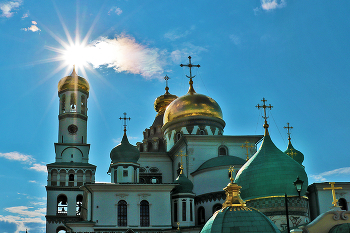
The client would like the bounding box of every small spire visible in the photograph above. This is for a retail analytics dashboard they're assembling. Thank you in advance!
[119,112,131,136]
[256,98,273,136]
[180,56,200,95]
[71,65,77,77]
[284,123,293,143]
[164,75,170,94]
[176,150,187,175]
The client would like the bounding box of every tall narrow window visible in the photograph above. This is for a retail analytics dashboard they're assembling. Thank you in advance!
[76,195,83,216]
[182,200,186,221]
[57,195,68,215]
[60,94,66,113]
[140,200,150,227]
[174,201,178,222]
[118,200,127,226]
[218,146,228,156]
[190,200,193,221]
[198,206,205,225]
[70,93,76,112]
[81,95,86,114]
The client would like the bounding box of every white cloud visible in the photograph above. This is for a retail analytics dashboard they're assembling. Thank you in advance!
[21,12,28,18]
[85,34,166,79]
[0,151,46,172]
[170,42,207,64]
[164,26,196,41]
[310,167,350,182]
[260,0,286,11]
[0,204,45,233]
[0,0,22,18]
[21,20,41,32]
[108,6,122,15]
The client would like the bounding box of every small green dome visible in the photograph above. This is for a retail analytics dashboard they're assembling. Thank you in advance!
[194,156,246,173]
[284,141,304,165]
[329,223,350,233]
[172,173,194,194]
[110,134,140,163]
[234,135,308,200]
[200,207,280,233]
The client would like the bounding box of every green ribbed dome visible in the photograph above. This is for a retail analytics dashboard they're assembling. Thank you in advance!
[234,135,308,200]
[284,141,304,165]
[200,207,280,233]
[329,223,350,233]
[172,173,194,194]
[110,134,140,163]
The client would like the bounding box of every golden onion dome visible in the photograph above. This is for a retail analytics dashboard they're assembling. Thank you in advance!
[163,80,223,125]
[154,86,178,116]
[57,67,90,93]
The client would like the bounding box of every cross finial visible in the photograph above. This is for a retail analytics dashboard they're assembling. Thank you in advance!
[324,182,343,207]
[256,98,273,136]
[241,141,254,161]
[180,56,200,94]
[176,150,188,174]
[286,148,297,159]
[164,75,170,94]
[284,123,293,143]
[119,112,131,136]
[177,222,180,230]
[228,166,235,183]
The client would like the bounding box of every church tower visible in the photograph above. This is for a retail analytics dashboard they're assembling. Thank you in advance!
[46,67,96,233]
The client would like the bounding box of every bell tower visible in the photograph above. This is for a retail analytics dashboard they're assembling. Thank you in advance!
[46,67,96,233]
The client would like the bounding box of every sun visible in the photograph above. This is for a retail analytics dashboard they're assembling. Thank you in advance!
[62,42,90,70]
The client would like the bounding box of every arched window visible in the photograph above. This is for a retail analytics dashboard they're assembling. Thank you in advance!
[57,194,68,215]
[198,206,205,225]
[60,94,66,113]
[212,203,222,213]
[70,93,76,112]
[218,146,228,156]
[199,129,206,135]
[182,200,187,221]
[176,132,182,142]
[339,198,348,211]
[140,200,150,227]
[76,195,83,216]
[174,201,178,222]
[118,200,127,226]
[56,226,67,233]
[69,174,74,181]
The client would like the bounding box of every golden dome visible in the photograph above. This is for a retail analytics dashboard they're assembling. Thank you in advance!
[154,87,178,116]
[57,68,90,93]
[163,92,223,125]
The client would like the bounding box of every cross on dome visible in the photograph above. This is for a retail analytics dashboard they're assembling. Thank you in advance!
[284,122,293,142]
[164,75,170,94]
[119,112,131,136]
[286,148,297,159]
[256,98,273,136]
[180,56,200,94]
[228,166,235,183]
[176,150,187,174]
[241,141,254,161]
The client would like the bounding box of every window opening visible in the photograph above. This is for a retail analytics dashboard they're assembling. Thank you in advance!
[57,195,68,215]
[212,204,222,213]
[218,146,228,156]
[70,93,76,112]
[140,200,150,227]
[182,201,186,221]
[81,95,86,114]
[198,206,205,225]
[190,201,193,221]
[69,174,74,181]
[76,195,83,216]
[118,200,127,226]
[60,94,66,113]
[339,198,348,211]
[174,201,178,222]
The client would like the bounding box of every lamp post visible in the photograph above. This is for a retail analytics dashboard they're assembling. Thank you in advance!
[285,177,304,233]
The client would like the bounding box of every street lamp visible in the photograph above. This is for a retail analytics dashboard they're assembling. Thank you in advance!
[285,177,304,232]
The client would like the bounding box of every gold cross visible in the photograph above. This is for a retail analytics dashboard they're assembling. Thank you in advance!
[256,98,273,135]
[241,141,254,161]
[323,182,343,207]
[228,166,235,182]
[177,222,180,230]
[287,148,297,159]
[176,150,187,174]
[284,122,293,142]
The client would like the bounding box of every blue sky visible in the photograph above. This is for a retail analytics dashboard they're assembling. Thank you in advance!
[1,0,350,232]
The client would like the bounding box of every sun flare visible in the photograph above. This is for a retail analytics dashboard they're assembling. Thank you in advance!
[62,43,89,70]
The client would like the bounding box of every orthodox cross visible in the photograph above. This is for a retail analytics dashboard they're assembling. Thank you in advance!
[164,75,170,94]
[228,166,235,182]
[323,182,343,207]
[119,112,131,135]
[176,150,187,174]
[180,56,200,79]
[241,141,254,161]
[256,98,273,135]
[284,122,293,142]
[286,148,297,159]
